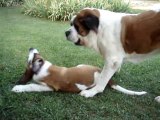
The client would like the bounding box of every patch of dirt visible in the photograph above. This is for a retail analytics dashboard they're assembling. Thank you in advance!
[126,0,160,10]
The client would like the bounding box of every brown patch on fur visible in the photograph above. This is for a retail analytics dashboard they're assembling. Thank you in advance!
[121,10,160,54]
[108,80,116,88]
[74,9,100,36]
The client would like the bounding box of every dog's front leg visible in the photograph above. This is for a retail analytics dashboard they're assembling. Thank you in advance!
[80,56,123,98]
[12,83,53,92]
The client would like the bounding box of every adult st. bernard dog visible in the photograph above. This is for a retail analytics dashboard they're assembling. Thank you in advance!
[12,48,146,95]
[65,8,160,102]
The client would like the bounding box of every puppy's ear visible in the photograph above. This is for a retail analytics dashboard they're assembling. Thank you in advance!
[32,59,44,74]
[16,67,34,85]
[81,15,99,33]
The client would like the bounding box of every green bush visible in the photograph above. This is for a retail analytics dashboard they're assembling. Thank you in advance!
[48,0,112,21]
[0,0,23,7]
[22,0,130,21]
[107,0,130,12]
[22,0,50,18]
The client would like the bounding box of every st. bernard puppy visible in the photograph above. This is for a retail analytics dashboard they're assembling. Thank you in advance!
[65,8,160,102]
[12,48,146,96]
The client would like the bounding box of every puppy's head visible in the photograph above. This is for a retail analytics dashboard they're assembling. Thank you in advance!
[65,8,100,46]
[28,48,44,74]
[16,48,44,84]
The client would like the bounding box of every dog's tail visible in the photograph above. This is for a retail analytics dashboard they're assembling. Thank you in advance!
[111,85,147,95]
[76,80,147,95]
[93,72,147,95]
[108,80,147,95]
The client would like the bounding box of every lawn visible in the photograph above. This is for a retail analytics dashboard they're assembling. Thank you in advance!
[0,7,160,120]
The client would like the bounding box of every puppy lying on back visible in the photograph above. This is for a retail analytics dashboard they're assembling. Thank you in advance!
[12,48,146,96]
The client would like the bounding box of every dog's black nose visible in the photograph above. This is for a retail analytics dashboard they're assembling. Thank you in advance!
[29,48,34,51]
[65,31,70,37]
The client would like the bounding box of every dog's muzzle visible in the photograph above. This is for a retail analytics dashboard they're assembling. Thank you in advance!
[65,30,82,46]
[65,30,70,38]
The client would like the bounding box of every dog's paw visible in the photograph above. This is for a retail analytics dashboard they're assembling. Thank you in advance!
[11,85,25,92]
[155,96,160,103]
[80,87,101,98]
[80,85,104,98]
[80,90,96,98]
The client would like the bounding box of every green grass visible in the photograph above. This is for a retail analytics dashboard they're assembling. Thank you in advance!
[0,7,160,120]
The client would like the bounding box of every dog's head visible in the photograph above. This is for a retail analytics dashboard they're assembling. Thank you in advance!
[28,48,44,74]
[65,8,100,48]
[16,48,44,84]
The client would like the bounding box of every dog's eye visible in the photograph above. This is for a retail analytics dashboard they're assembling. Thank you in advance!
[38,59,43,63]
[74,24,79,32]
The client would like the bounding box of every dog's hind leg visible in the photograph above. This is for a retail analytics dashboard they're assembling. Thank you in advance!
[80,56,123,98]
[12,83,53,92]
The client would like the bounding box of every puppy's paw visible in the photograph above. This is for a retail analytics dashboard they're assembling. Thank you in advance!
[80,85,104,98]
[80,89,98,98]
[155,96,160,103]
[11,85,25,92]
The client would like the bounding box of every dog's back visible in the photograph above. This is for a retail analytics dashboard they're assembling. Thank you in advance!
[121,11,160,54]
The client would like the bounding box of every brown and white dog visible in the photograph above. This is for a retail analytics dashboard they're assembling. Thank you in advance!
[12,48,146,95]
[65,7,160,102]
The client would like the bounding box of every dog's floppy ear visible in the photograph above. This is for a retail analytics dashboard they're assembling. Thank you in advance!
[32,58,44,74]
[16,67,34,85]
[81,15,99,33]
